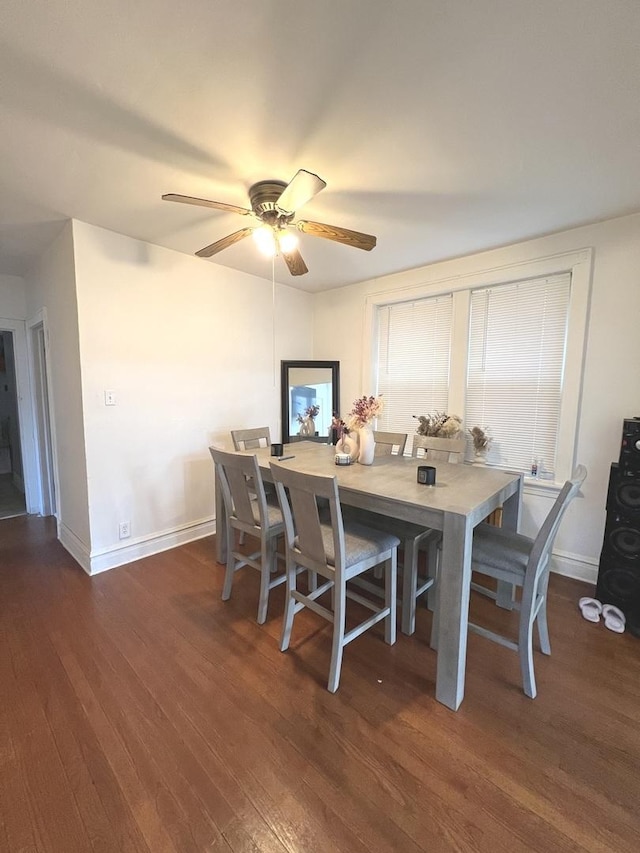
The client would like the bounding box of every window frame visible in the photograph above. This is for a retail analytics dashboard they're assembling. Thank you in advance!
[363,248,592,487]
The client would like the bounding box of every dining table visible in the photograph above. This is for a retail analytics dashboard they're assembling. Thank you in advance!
[214,440,522,711]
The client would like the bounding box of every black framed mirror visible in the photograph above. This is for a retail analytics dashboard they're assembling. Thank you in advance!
[281,360,340,444]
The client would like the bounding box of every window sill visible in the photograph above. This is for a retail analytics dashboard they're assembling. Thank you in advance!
[522,476,562,496]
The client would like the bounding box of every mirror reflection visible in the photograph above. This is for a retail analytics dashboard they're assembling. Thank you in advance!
[280,360,340,444]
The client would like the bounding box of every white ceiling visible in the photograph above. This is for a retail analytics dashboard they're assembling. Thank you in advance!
[1,1,639,293]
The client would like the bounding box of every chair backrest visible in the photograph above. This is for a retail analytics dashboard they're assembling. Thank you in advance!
[270,462,346,578]
[210,446,272,534]
[526,464,587,587]
[373,431,408,457]
[411,435,466,463]
[231,426,271,451]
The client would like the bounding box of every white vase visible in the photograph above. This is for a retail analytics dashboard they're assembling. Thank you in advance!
[357,425,375,465]
[336,431,359,462]
[473,450,488,465]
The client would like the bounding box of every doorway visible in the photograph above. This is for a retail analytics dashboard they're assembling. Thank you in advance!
[0,330,26,519]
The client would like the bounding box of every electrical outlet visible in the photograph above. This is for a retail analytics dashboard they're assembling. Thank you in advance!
[118,521,130,539]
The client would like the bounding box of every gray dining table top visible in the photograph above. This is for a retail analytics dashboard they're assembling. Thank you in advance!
[254,440,520,529]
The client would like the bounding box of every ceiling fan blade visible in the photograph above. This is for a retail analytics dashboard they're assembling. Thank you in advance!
[195,228,254,258]
[162,193,252,216]
[276,170,326,215]
[282,248,309,276]
[296,220,377,251]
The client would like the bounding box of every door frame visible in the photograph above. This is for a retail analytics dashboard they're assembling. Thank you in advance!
[27,311,57,517]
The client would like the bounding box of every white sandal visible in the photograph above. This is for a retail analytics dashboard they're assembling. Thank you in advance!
[578,596,602,623]
[602,604,625,633]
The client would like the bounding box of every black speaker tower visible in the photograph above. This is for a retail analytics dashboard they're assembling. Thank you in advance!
[596,418,640,621]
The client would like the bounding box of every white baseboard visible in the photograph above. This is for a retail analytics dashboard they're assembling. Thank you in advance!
[58,517,595,587]
[87,517,216,575]
[58,521,91,575]
[551,549,598,586]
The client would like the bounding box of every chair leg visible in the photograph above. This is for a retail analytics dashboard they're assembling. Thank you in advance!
[401,539,418,636]
[536,576,552,655]
[519,608,537,699]
[222,525,235,601]
[280,560,297,652]
[496,580,515,610]
[385,554,397,646]
[425,536,439,612]
[257,536,276,624]
[328,582,347,693]
[536,596,551,655]
[429,582,440,651]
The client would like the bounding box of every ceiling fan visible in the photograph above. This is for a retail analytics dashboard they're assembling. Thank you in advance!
[162,169,376,276]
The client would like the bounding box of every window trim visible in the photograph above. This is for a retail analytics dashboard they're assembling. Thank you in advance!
[363,248,592,486]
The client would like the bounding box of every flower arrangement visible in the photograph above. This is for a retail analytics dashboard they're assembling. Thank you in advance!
[347,395,384,429]
[469,426,491,453]
[413,411,463,438]
[331,412,348,439]
[296,403,320,425]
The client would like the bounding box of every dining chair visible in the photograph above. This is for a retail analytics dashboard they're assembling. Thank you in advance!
[270,462,399,693]
[411,434,467,462]
[351,431,439,635]
[461,464,587,698]
[231,426,276,544]
[231,426,271,451]
[210,446,285,624]
[373,431,408,456]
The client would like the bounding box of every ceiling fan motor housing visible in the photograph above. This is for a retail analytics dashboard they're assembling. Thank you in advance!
[249,180,290,221]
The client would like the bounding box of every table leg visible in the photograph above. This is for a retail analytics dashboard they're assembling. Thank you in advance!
[501,481,522,532]
[436,511,473,711]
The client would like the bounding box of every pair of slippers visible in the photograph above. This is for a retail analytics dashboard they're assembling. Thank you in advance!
[579,597,625,633]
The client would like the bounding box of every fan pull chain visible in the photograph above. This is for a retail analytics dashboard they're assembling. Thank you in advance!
[272,254,276,387]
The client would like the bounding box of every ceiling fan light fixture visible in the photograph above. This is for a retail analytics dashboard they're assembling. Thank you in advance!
[253,224,277,256]
[277,229,298,254]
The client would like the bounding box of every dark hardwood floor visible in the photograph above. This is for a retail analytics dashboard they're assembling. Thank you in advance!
[1,515,639,852]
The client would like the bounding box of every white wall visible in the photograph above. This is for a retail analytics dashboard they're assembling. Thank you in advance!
[0,274,26,319]
[313,211,640,583]
[71,221,313,572]
[23,222,91,551]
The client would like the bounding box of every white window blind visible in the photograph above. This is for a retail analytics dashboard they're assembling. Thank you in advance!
[466,273,571,476]
[375,295,453,440]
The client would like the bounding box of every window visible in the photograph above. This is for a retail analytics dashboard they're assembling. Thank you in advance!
[466,274,570,476]
[376,295,453,438]
[365,249,591,483]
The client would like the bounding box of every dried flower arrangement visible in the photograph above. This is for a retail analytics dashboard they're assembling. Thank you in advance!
[331,412,348,438]
[469,426,491,453]
[413,411,463,438]
[296,403,320,424]
[347,395,384,429]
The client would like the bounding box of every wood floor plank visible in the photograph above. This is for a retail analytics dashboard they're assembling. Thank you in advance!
[3,615,94,852]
